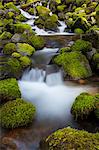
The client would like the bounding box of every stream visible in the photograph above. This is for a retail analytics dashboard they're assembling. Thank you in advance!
[1,2,99,150]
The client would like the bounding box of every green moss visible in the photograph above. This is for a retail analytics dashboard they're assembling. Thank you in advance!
[0,98,36,128]
[57,5,66,12]
[28,35,45,49]
[15,14,27,22]
[0,2,4,9]
[93,53,99,63]
[4,2,20,13]
[14,23,33,34]
[41,127,99,150]
[36,6,50,15]
[6,12,14,19]
[59,47,71,53]
[71,39,92,52]
[3,43,16,55]
[71,93,96,120]
[0,78,21,103]
[19,56,32,68]
[54,51,92,79]
[94,93,99,119]
[17,43,35,56]
[45,19,58,31]
[50,14,58,22]
[0,31,12,40]
[74,28,84,34]
[71,17,91,32]
[12,52,21,58]
[7,58,22,78]
[27,8,35,15]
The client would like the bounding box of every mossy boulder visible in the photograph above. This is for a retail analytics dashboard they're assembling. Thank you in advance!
[17,43,35,56]
[74,28,84,34]
[28,35,45,49]
[12,52,21,58]
[4,2,20,13]
[94,93,99,119]
[93,53,99,63]
[19,56,32,68]
[82,28,99,49]
[71,93,96,120]
[41,127,99,150]
[3,43,16,55]
[0,98,36,128]
[71,39,92,52]
[36,6,50,15]
[54,51,92,79]
[71,17,90,32]
[14,23,33,34]
[92,53,99,71]
[0,78,21,103]
[0,31,12,40]
[6,11,14,19]
[6,58,22,78]
[15,14,27,22]
[59,47,71,53]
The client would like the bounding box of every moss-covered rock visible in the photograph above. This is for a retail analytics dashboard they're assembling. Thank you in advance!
[19,56,32,68]
[0,78,21,103]
[28,35,45,49]
[4,2,20,13]
[6,58,22,78]
[94,93,99,119]
[0,98,36,128]
[54,51,92,79]
[93,53,99,63]
[59,47,71,53]
[17,43,35,56]
[6,11,14,19]
[14,23,33,34]
[12,52,21,58]
[3,43,16,55]
[0,31,12,40]
[71,39,92,52]
[82,28,99,49]
[74,28,84,34]
[15,14,27,22]
[41,127,99,150]
[71,93,96,120]
[36,6,50,15]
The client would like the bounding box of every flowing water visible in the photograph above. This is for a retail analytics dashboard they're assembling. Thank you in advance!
[19,67,95,122]
[19,8,75,36]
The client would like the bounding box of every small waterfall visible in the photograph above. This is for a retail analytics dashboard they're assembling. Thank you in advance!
[21,68,46,82]
[19,68,91,122]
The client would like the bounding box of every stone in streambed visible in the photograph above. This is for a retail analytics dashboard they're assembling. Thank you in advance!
[71,92,96,120]
[40,127,99,150]
[54,51,92,79]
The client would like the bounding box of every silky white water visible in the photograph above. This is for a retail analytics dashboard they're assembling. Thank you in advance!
[18,68,92,122]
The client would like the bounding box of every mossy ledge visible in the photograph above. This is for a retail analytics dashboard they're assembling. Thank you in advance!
[40,127,99,150]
